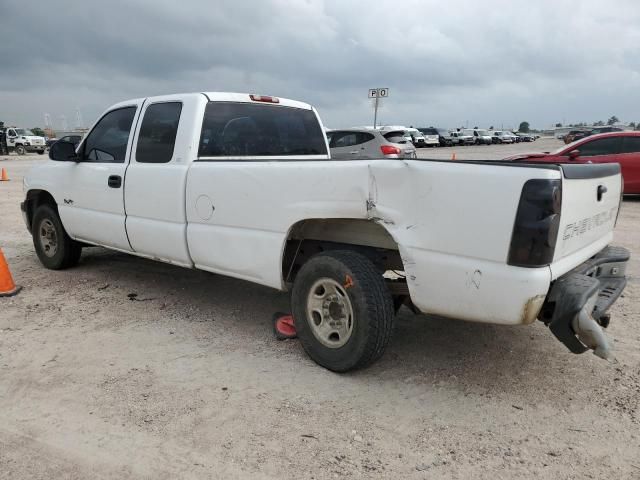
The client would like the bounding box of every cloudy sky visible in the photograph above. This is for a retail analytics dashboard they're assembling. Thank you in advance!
[1,0,639,131]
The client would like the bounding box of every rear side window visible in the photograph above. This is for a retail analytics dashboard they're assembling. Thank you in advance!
[136,102,182,163]
[577,137,622,157]
[620,136,640,154]
[329,131,374,148]
[330,132,358,148]
[198,102,327,157]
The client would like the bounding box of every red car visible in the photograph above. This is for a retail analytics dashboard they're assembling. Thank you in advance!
[505,132,640,194]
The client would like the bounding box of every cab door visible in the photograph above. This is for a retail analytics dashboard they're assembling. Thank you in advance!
[6,128,17,148]
[124,94,202,266]
[57,101,143,250]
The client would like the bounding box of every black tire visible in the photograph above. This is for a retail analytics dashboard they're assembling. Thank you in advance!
[32,204,82,270]
[37,150,44,155]
[15,145,26,155]
[291,250,394,372]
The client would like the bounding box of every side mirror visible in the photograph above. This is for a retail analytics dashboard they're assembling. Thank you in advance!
[568,149,580,160]
[49,141,79,162]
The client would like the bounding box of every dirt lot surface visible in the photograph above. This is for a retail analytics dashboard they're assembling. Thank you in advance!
[1,144,639,479]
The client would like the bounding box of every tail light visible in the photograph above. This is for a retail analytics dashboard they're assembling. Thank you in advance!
[508,179,562,267]
[380,145,401,155]
[249,94,279,103]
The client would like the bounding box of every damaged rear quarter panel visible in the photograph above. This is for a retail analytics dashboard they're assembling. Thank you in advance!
[367,160,556,325]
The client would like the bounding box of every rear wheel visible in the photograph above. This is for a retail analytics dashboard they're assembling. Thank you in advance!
[37,150,44,155]
[32,204,82,270]
[291,250,394,372]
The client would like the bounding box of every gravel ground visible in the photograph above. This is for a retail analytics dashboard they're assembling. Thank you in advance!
[1,145,639,479]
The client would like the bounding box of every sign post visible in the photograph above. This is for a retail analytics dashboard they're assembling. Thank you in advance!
[368,88,389,128]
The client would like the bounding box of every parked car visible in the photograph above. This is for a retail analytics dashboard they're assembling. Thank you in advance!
[491,131,514,144]
[406,128,427,148]
[436,128,453,146]
[415,127,441,147]
[327,128,416,159]
[451,130,474,146]
[503,131,519,143]
[505,131,640,194]
[22,91,629,371]
[472,129,492,145]
[564,129,590,144]
[516,132,534,142]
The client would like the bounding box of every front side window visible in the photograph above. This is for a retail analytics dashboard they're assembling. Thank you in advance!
[7,129,16,137]
[198,102,327,157]
[577,137,622,157]
[620,136,640,154]
[82,107,136,163]
[136,102,182,163]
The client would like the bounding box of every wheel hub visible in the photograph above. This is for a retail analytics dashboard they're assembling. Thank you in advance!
[307,278,354,349]
[39,219,58,258]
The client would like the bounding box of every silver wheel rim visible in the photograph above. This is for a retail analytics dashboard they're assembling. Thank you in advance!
[39,219,58,257]
[306,278,354,349]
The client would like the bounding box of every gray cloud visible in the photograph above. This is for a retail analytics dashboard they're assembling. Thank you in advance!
[1,0,639,130]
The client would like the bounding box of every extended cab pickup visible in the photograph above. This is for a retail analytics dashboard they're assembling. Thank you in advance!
[22,92,629,371]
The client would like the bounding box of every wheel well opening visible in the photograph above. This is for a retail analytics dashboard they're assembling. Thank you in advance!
[282,219,405,285]
[25,190,57,231]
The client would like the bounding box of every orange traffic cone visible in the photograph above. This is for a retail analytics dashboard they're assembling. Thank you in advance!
[0,248,21,297]
[451,152,457,161]
[0,168,8,181]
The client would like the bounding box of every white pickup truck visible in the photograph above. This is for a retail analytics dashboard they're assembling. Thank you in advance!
[21,92,629,372]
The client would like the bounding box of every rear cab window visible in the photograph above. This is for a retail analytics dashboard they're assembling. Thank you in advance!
[198,102,327,158]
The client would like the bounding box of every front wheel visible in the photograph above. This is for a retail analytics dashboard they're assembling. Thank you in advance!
[32,204,82,269]
[15,145,26,155]
[37,150,44,155]
[291,250,394,372]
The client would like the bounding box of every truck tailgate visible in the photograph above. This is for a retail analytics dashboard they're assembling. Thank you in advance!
[551,163,622,279]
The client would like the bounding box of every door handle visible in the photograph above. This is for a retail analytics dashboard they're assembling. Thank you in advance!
[108,175,122,188]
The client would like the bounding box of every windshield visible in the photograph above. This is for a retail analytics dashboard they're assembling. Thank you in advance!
[16,129,35,136]
[462,129,474,136]
[420,128,439,135]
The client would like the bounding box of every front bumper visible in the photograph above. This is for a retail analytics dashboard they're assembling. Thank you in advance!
[540,245,629,360]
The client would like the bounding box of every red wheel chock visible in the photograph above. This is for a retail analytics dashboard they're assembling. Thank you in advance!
[273,312,297,340]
